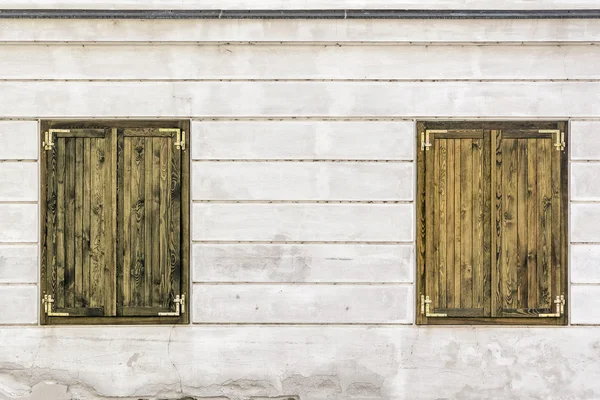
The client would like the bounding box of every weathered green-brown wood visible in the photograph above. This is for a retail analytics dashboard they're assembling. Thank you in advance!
[416,122,427,325]
[417,122,566,325]
[41,121,190,325]
[118,128,183,317]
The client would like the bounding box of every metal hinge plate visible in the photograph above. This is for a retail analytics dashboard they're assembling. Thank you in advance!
[158,294,186,316]
[160,128,185,151]
[420,294,448,317]
[539,295,566,317]
[42,294,70,317]
[539,129,565,151]
[43,129,70,151]
[421,130,447,151]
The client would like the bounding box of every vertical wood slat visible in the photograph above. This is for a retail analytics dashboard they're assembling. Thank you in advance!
[56,138,66,309]
[454,140,461,309]
[107,129,117,316]
[516,139,528,308]
[131,137,145,307]
[159,137,170,308]
[482,131,492,316]
[438,139,447,309]
[151,138,161,307]
[460,139,473,309]
[64,138,75,308]
[538,139,552,309]
[90,137,108,311]
[433,139,440,309]
[45,142,58,313]
[551,138,562,306]
[501,138,518,310]
[492,130,502,317]
[446,141,456,309]
[425,134,435,315]
[416,123,426,324]
[526,140,538,308]
[170,136,182,310]
[74,138,84,308]
[144,138,153,307]
[122,136,132,309]
[82,140,91,308]
[472,138,483,310]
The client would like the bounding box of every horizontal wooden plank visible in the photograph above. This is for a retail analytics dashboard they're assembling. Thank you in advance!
[0,285,37,324]
[1,19,600,43]
[0,121,38,160]
[3,81,600,118]
[1,44,599,80]
[571,244,600,284]
[192,243,414,283]
[0,163,38,201]
[192,283,413,323]
[572,285,600,325]
[192,162,414,201]
[571,163,600,201]
[0,245,38,283]
[571,204,600,243]
[571,121,600,160]
[192,121,414,161]
[2,1,600,10]
[192,203,413,242]
[0,205,38,243]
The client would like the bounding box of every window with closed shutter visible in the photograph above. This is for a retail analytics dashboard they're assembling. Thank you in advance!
[416,122,567,325]
[40,121,189,325]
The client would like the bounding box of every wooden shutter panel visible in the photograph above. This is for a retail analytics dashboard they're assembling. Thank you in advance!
[493,129,566,318]
[423,130,492,318]
[117,128,183,317]
[42,129,116,318]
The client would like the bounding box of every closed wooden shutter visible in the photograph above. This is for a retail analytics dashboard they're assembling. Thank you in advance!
[41,122,189,324]
[42,129,116,317]
[417,122,567,325]
[117,128,182,317]
[493,130,565,318]
[423,130,492,318]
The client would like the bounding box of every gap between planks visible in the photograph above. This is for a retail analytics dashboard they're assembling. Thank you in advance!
[191,200,413,204]
[192,240,414,244]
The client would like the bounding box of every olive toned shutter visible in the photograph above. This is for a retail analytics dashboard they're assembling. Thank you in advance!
[117,128,182,317]
[43,129,116,317]
[423,130,492,318]
[493,129,565,317]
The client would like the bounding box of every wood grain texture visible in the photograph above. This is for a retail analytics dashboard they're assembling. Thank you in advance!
[3,45,600,80]
[417,123,566,324]
[3,81,600,118]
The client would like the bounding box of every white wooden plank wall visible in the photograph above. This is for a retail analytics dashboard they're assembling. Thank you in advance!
[0,121,38,325]
[0,17,598,325]
[570,121,600,325]
[2,19,600,43]
[2,0,599,10]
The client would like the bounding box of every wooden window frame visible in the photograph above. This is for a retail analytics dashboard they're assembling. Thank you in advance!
[416,121,568,326]
[40,120,190,325]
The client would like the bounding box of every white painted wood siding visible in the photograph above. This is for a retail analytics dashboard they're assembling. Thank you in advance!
[2,45,599,80]
[3,0,598,9]
[2,19,600,43]
[3,82,600,118]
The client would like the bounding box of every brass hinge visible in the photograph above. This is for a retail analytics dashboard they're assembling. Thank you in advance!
[159,128,185,151]
[158,294,186,316]
[420,130,447,151]
[420,294,448,317]
[539,295,566,317]
[42,294,70,317]
[539,129,565,151]
[42,129,70,151]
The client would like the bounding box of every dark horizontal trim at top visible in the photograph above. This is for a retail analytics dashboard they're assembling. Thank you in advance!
[0,9,600,19]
